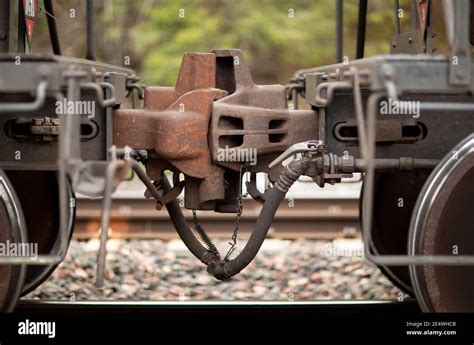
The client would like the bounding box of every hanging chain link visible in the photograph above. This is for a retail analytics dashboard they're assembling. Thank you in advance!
[190,164,249,261]
[225,165,248,261]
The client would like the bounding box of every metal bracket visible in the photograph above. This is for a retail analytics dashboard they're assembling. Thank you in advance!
[268,140,322,168]
[0,80,48,112]
[449,0,471,86]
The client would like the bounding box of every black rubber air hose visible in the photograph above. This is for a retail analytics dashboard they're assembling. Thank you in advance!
[161,177,217,265]
[206,159,308,280]
[161,159,308,280]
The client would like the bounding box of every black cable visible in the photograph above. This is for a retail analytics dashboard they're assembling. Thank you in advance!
[356,0,368,59]
[44,0,61,55]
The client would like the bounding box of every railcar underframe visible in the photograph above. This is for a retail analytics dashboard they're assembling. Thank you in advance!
[0,0,473,312]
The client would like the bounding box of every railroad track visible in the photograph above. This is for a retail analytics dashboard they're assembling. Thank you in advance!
[74,197,360,239]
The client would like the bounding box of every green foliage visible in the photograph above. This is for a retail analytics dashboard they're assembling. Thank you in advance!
[129,0,341,84]
[32,0,429,86]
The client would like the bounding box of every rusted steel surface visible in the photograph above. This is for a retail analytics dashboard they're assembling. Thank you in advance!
[114,53,227,179]
[113,49,318,211]
[210,49,318,180]
[114,53,228,209]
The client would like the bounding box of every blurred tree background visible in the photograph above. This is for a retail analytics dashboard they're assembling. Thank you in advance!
[31,0,448,85]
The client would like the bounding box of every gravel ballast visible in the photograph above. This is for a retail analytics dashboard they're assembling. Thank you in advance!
[24,239,403,301]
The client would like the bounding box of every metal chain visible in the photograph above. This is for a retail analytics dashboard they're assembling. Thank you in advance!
[224,165,248,261]
[189,165,250,261]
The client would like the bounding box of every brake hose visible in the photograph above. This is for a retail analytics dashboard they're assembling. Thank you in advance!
[161,158,309,280]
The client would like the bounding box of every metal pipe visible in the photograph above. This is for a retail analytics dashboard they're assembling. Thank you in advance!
[395,0,401,35]
[411,0,420,30]
[0,81,48,112]
[336,0,343,63]
[64,75,82,164]
[351,67,368,157]
[315,81,352,106]
[44,0,61,55]
[356,0,367,59]
[86,0,95,60]
[442,0,455,47]
[95,160,124,287]
[81,82,116,107]
[130,162,163,200]
[355,158,438,171]
[448,0,471,85]
[420,102,474,111]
